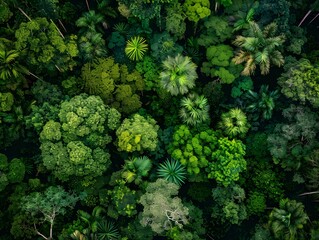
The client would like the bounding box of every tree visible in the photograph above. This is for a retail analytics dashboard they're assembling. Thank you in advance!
[0,47,29,88]
[183,0,211,23]
[207,137,247,187]
[21,186,81,240]
[76,10,105,34]
[211,184,247,224]
[157,158,187,186]
[201,44,242,84]
[267,104,319,171]
[179,93,210,126]
[198,16,233,47]
[160,54,198,96]
[81,57,144,114]
[165,3,186,40]
[40,94,121,184]
[125,36,148,61]
[15,17,78,74]
[278,59,319,108]
[268,199,308,240]
[139,179,189,235]
[233,21,285,75]
[121,156,153,184]
[116,113,159,153]
[244,85,280,121]
[218,108,250,138]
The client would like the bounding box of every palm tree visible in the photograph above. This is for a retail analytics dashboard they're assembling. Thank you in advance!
[218,108,249,138]
[121,156,152,184]
[179,93,210,126]
[78,31,107,62]
[160,54,197,96]
[232,21,285,76]
[76,10,105,34]
[268,199,308,240]
[125,36,148,61]
[0,47,29,85]
[244,85,280,120]
[157,158,187,186]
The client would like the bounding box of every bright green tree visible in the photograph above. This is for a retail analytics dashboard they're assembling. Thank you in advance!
[218,108,250,138]
[40,94,121,185]
[233,21,285,75]
[157,158,187,186]
[125,36,148,61]
[201,44,242,84]
[81,57,144,114]
[207,137,247,187]
[15,17,78,74]
[160,54,197,96]
[116,113,159,153]
[183,0,211,23]
[268,199,308,240]
[21,186,81,240]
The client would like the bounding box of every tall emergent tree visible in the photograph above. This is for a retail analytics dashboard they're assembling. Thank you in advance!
[39,94,121,185]
[232,21,285,76]
[160,54,198,96]
[21,186,81,240]
[268,199,308,240]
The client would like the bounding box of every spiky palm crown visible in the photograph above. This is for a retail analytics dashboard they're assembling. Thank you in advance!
[179,93,210,126]
[268,199,308,240]
[0,48,28,81]
[160,54,197,96]
[218,108,249,138]
[245,85,280,120]
[125,36,148,61]
[97,219,120,240]
[76,10,104,33]
[157,158,187,186]
[233,21,285,76]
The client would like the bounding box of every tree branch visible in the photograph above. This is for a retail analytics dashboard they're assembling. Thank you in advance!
[34,223,48,240]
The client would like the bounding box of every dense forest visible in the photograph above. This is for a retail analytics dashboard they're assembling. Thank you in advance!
[1,0,319,239]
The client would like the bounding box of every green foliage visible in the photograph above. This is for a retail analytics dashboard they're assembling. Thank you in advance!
[198,16,233,47]
[160,54,198,96]
[231,77,253,98]
[116,113,159,153]
[0,0,12,24]
[78,31,107,62]
[168,125,220,175]
[81,57,144,114]
[218,108,250,138]
[135,56,160,91]
[125,36,148,61]
[246,191,266,216]
[212,184,247,224]
[278,59,319,108]
[107,180,138,217]
[233,21,285,75]
[7,158,25,183]
[207,137,246,187]
[40,94,120,184]
[217,0,233,7]
[0,92,14,112]
[76,10,105,34]
[252,169,284,202]
[165,3,187,40]
[267,105,319,170]
[139,179,189,234]
[22,186,81,239]
[121,156,152,184]
[150,32,183,62]
[157,158,187,186]
[0,47,29,87]
[15,17,78,74]
[244,85,280,121]
[179,93,210,126]
[268,199,308,240]
[201,44,242,84]
[183,0,211,23]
